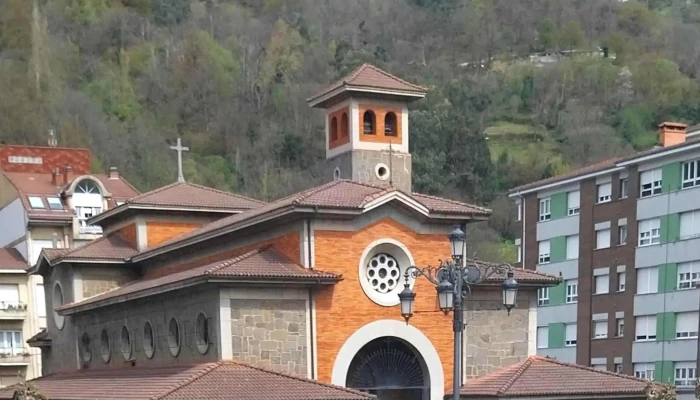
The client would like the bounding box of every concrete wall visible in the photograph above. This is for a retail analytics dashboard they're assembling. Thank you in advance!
[536,346,577,363]
[633,290,700,316]
[637,185,700,220]
[536,215,580,241]
[0,199,26,248]
[636,237,700,268]
[632,340,697,363]
[538,304,578,325]
[537,260,578,280]
[43,263,78,374]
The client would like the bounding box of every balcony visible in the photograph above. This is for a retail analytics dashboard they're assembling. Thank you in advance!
[0,348,31,366]
[0,302,27,320]
[78,221,102,234]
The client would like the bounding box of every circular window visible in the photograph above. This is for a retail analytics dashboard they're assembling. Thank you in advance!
[120,325,132,360]
[358,239,415,307]
[333,167,341,180]
[375,163,390,181]
[195,313,210,355]
[143,321,155,359]
[100,329,110,363]
[80,333,91,363]
[53,283,65,330]
[168,318,181,357]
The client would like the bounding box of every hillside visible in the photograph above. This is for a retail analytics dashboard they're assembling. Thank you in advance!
[2,0,700,260]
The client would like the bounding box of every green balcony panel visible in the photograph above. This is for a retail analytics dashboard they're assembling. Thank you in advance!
[549,282,566,306]
[654,360,674,383]
[662,162,681,193]
[550,192,567,219]
[656,312,676,342]
[660,214,680,244]
[550,236,566,263]
[548,323,565,348]
[658,264,678,293]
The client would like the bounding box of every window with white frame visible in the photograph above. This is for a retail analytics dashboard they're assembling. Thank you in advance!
[634,363,655,380]
[592,364,607,371]
[619,225,628,245]
[74,179,104,234]
[538,287,550,306]
[637,267,659,294]
[640,169,662,198]
[27,196,44,209]
[620,178,629,199]
[566,279,578,303]
[615,363,623,373]
[46,197,62,210]
[596,229,611,249]
[638,218,661,246]
[30,239,56,266]
[567,191,580,216]
[539,198,551,222]
[616,318,624,337]
[597,183,612,203]
[35,284,45,318]
[680,210,700,240]
[676,312,699,339]
[594,274,609,295]
[635,316,657,341]
[0,285,19,310]
[538,240,550,264]
[0,331,22,355]
[593,321,608,339]
[682,159,700,189]
[537,327,548,349]
[675,362,697,387]
[618,272,626,291]
[678,262,700,290]
[566,235,579,260]
[565,324,577,346]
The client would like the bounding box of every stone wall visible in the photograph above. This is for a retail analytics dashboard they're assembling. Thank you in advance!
[463,290,534,379]
[230,299,307,377]
[81,272,132,299]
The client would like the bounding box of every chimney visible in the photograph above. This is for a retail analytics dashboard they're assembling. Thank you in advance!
[51,168,61,186]
[63,166,73,185]
[108,166,119,179]
[659,122,688,147]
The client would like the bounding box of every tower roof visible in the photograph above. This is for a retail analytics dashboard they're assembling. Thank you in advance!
[307,63,426,108]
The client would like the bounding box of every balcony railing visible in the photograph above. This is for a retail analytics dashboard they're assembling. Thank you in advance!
[78,221,102,234]
[0,348,31,365]
[0,303,28,319]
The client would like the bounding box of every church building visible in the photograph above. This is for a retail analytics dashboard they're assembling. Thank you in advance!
[12,64,557,400]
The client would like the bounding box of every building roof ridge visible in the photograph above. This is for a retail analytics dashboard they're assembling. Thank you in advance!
[291,179,346,204]
[151,362,221,400]
[358,63,426,91]
[174,181,266,205]
[203,246,272,275]
[533,356,650,383]
[126,181,183,203]
[54,232,130,260]
[411,192,491,212]
[496,356,535,394]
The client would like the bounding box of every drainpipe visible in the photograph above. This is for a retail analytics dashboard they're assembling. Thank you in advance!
[519,194,526,268]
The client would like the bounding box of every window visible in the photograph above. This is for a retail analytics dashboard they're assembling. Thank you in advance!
[594,274,609,295]
[100,329,110,363]
[638,218,661,246]
[592,364,607,371]
[363,111,376,134]
[618,225,627,245]
[384,112,397,136]
[615,363,623,373]
[616,318,624,337]
[676,312,699,339]
[635,363,655,380]
[517,245,522,263]
[682,159,700,189]
[680,210,700,240]
[330,117,338,141]
[0,285,19,310]
[196,312,210,355]
[74,179,103,234]
[637,267,659,294]
[340,113,349,138]
[640,169,662,197]
[674,362,697,387]
[594,321,608,339]
[620,178,629,199]
[618,272,626,292]
[538,287,550,306]
[678,262,700,290]
[46,197,62,210]
[537,327,548,349]
[635,316,657,341]
[566,235,579,260]
[567,191,580,216]
[80,332,91,362]
[517,203,522,221]
[597,183,612,203]
[120,325,132,360]
[0,331,22,355]
[53,283,65,330]
[168,317,181,357]
[566,279,578,303]
[143,321,155,359]
[31,239,57,266]
[538,241,550,264]
[596,229,611,249]
[539,198,551,221]
[35,284,45,318]
[27,196,44,209]
[565,324,577,346]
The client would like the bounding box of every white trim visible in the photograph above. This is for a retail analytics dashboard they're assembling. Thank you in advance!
[618,142,700,166]
[509,167,623,197]
[330,319,444,400]
[308,86,425,108]
[0,270,28,274]
[305,295,313,379]
[363,192,430,216]
[357,239,415,307]
[219,294,232,359]
[311,293,318,379]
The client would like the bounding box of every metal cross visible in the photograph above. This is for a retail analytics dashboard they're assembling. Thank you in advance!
[169,138,189,183]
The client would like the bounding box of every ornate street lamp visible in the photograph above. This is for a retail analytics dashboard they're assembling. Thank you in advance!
[398,226,519,400]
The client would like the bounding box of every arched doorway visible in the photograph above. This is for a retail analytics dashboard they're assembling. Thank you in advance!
[346,337,429,400]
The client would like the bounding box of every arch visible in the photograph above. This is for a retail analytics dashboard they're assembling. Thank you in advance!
[363,111,376,135]
[331,320,445,400]
[330,117,339,142]
[384,112,397,136]
[341,112,349,138]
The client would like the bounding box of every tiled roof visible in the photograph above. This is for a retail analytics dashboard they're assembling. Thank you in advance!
[0,361,373,400]
[46,233,137,263]
[58,247,340,313]
[26,329,51,347]
[0,248,27,270]
[470,262,559,285]
[509,157,619,193]
[458,356,649,397]
[308,63,426,105]
[124,181,265,211]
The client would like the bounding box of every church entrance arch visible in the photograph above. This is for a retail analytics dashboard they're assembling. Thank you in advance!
[346,337,429,400]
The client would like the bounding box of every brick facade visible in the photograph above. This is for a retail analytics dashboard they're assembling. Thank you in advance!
[118,223,137,248]
[328,106,350,150]
[0,146,90,174]
[145,222,203,248]
[358,104,403,144]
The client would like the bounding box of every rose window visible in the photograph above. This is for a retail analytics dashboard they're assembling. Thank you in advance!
[366,253,401,293]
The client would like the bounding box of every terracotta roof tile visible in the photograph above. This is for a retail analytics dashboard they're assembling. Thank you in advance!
[0,360,373,400]
[26,329,51,347]
[125,181,265,211]
[0,248,27,270]
[47,233,137,262]
[458,356,649,397]
[510,157,619,193]
[468,262,559,285]
[410,193,491,215]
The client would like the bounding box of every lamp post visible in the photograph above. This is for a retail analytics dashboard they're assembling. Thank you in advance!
[398,226,519,400]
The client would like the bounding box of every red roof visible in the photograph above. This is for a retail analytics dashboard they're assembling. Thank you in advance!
[0,361,374,400]
[45,233,137,263]
[124,181,265,211]
[0,249,26,270]
[458,356,649,398]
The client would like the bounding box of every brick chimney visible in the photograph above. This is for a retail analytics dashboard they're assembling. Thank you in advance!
[63,166,73,185]
[659,122,688,147]
[108,166,119,179]
[51,168,61,186]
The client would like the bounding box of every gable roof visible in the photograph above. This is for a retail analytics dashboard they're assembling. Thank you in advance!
[0,361,374,400]
[41,233,137,266]
[307,63,426,107]
[0,249,27,270]
[458,356,649,398]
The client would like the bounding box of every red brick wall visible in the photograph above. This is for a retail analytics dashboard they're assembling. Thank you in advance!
[0,146,90,173]
[358,104,403,144]
[314,218,454,391]
[146,222,203,248]
[328,107,350,150]
[118,223,138,248]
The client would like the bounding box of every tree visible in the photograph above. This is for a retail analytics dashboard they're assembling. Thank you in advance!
[14,379,47,400]
[151,0,190,25]
[558,20,586,51]
[537,18,558,51]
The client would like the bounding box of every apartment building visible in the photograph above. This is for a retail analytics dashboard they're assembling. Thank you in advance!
[509,122,700,399]
[0,144,138,383]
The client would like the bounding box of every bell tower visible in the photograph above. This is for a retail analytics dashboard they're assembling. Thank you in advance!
[307,64,426,193]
